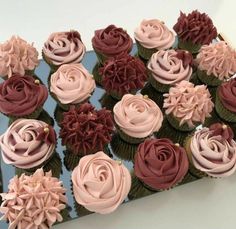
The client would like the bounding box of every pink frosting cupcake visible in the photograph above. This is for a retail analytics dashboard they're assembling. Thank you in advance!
[72,151,131,214]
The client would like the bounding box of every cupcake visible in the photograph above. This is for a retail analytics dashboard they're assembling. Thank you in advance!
[91,24,133,64]
[173,10,217,53]
[0,119,56,171]
[42,30,86,70]
[184,124,236,178]
[147,49,193,92]
[134,19,175,60]
[49,63,96,110]
[113,94,163,144]
[0,75,48,120]
[71,151,131,214]
[0,36,39,79]
[0,169,68,229]
[99,54,147,99]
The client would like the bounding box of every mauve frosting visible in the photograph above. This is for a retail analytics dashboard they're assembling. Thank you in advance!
[0,75,48,116]
[147,49,192,85]
[134,19,175,49]
[113,94,163,138]
[0,36,39,78]
[135,138,189,190]
[190,127,236,177]
[99,54,147,96]
[0,169,67,229]
[196,41,236,80]
[163,81,214,128]
[0,119,56,169]
[72,151,131,214]
[92,25,133,58]
[209,123,234,142]
[218,78,236,113]
[43,31,86,66]
[173,10,217,45]
[50,63,95,104]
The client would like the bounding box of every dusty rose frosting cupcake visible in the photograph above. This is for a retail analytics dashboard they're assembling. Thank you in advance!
[0,169,67,229]
[134,19,175,60]
[134,138,189,190]
[113,94,163,143]
[0,119,56,170]
[72,151,131,214]
[50,63,95,110]
[147,49,193,92]
[163,80,214,131]
[43,30,86,69]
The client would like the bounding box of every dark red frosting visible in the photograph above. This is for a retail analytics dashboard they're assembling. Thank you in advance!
[218,79,236,113]
[134,138,189,190]
[209,123,234,142]
[99,54,147,96]
[60,103,114,155]
[92,25,133,57]
[36,125,57,145]
[175,50,193,67]
[0,75,48,116]
[173,10,217,45]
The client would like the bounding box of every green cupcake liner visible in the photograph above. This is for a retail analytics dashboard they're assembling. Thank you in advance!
[93,49,107,65]
[42,51,59,73]
[197,69,222,87]
[74,201,93,217]
[135,40,157,60]
[204,108,222,127]
[148,72,171,93]
[63,150,82,171]
[178,39,201,54]
[58,207,71,223]
[92,62,103,86]
[54,104,65,126]
[207,86,217,102]
[189,71,202,85]
[179,172,199,185]
[99,93,118,111]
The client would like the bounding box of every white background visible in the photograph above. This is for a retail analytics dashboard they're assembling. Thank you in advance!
[1,1,236,229]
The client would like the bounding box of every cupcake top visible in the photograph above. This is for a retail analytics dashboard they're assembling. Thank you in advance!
[113,94,163,138]
[43,30,86,66]
[135,138,189,190]
[0,36,39,78]
[0,169,67,229]
[0,119,56,169]
[190,124,236,177]
[163,81,214,128]
[134,19,175,50]
[196,41,236,80]
[0,75,48,117]
[147,49,193,85]
[92,24,133,58]
[218,78,236,113]
[173,10,217,45]
[60,103,114,155]
[50,63,95,105]
[72,151,131,214]
[99,54,147,96]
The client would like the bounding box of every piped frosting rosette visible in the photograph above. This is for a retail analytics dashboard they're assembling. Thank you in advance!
[0,119,56,169]
[72,151,131,214]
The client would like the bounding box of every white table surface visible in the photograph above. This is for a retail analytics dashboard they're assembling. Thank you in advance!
[1,1,236,228]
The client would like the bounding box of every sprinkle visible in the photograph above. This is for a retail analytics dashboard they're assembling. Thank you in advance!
[175,143,180,147]
[222,124,228,130]
[143,95,149,99]
[117,160,122,165]
[44,127,49,133]
[34,79,40,84]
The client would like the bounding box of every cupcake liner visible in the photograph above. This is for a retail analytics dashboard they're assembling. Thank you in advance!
[42,51,59,73]
[178,39,201,54]
[179,172,199,185]
[189,71,202,85]
[197,69,222,87]
[38,109,54,126]
[148,73,171,93]
[134,52,148,65]
[93,49,107,65]
[74,201,93,217]
[54,104,65,126]
[207,86,217,102]
[99,93,118,111]
[63,150,82,171]
[92,62,103,86]
[110,134,139,161]
[58,206,71,222]
[135,40,157,60]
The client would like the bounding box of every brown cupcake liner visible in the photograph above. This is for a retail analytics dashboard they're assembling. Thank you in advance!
[178,39,201,54]
[54,104,66,126]
[99,93,118,111]
[135,39,157,60]
[92,62,103,86]
[197,69,222,87]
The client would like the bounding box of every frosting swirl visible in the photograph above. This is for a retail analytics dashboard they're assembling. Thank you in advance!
[134,19,175,49]
[163,81,214,127]
[0,119,56,169]
[0,36,39,78]
[92,25,133,58]
[50,63,95,104]
[135,138,189,190]
[147,49,192,85]
[43,31,86,66]
[190,127,236,177]
[72,151,131,214]
[196,41,236,80]
[0,75,48,116]
[113,94,163,138]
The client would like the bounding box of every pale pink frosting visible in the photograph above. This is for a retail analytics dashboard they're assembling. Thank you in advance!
[50,63,95,104]
[0,36,39,78]
[72,151,131,214]
[163,81,214,127]
[113,94,163,138]
[43,31,86,66]
[0,169,67,229]
[190,127,236,177]
[0,119,55,169]
[196,41,236,80]
[147,49,192,85]
[134,19,175,49]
